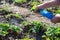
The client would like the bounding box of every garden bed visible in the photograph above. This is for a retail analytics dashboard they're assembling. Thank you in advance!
[0,0,60,40]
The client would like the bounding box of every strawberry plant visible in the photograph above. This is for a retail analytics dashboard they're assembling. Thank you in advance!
[31,3,41,12]
[31,5,37,12]
[5,13,22,19]
[2,4,10,12]
[14,0,27,4]
[23,38,34,40]
[30,0,41,12]
[42,27,60,40]
[22,20,46,34]
[22,21,32,26]
[47,7,60,15]
[29,0,41,6]
[32,20,46,33]
[22,21,33,33]
[55,10,60,14]
[9,25,21,33]
[0,23,9,36]
[0,23,21,36]
[29,0,41,12]
[19,38,34,40]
